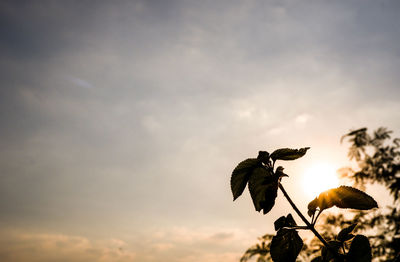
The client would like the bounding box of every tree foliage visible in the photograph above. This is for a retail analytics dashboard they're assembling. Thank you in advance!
[334,127,400,260]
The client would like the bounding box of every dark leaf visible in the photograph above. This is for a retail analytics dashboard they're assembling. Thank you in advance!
[347,235,372,262]
[248,167,278,214]
[346,234,355,241]
[274,213,297,231]
[257,151,270,165]
[347,127,368,136]
[337,224,357,242]
[270,228,303,262]
[341,128,367,143]
[274,216,286,231]
[275,166,288,178]
[307,197,318,217]
[270,147,310,161]
[330,186,378,210]
[312,186,378,212]
[321,240,342,262]
[231,158,260,200]
[285,213,296,227]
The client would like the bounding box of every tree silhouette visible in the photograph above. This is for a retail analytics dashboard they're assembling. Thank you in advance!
[324,127,400,261]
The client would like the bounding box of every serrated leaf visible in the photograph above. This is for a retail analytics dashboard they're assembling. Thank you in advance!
[311,186,378,212]
[275,166,288,178]
[347,235,371,262]
[307,197,318,217]
[274,216,286,231]
[285,213,296,227]
[331,186,378,210]
[337,224,357,242]
[270,228,303,262]
[316,190,335,210]
[257,151,270,164]
[248,167,278,214]
[274,213,297,231]
[270,147,310,161]
[231,158,260,200]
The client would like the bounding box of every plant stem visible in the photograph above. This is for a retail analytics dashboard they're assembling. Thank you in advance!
[283,226,309,230]
[312,209,323,225]
[342,244,346,255]
[278,183,339,257]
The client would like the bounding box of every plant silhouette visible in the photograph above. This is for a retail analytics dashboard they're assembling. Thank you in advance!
[231,147,378,261]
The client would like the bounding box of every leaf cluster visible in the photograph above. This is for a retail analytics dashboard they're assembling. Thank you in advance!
[231,146,378,262]
[231,148,309,214]
[271,214,303,262]
[312,224,372,262]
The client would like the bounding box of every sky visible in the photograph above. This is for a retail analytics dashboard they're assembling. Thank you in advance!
[0,0,400,261]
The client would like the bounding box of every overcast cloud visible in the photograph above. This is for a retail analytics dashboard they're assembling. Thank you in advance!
[0,1,400,261]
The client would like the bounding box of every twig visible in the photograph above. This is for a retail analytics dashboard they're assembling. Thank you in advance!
[312,209,323,225]
[279,183,340,258]
[283,226,309,230]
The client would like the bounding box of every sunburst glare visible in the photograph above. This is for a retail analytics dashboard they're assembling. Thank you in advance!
[302,163,340,199]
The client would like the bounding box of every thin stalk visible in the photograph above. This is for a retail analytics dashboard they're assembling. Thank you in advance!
[342,244,346,255]
[278,183,339,258]
[312,209,323,225]
[282,226,309,230]
[311,212,315,225]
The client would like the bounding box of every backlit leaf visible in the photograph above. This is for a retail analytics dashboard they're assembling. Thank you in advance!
[330,186,378,210]
[270,147,310,161]
[307,197,318,217]
[270,228,303,262]
[248,167,278,214]
[308,186,378,212]
[231,158,260,200]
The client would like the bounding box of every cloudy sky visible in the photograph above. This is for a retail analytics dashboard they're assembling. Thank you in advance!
[1,0,400,261]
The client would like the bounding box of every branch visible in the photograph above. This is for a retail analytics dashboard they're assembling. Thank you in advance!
[278,183,339,258]
[312,209,323,225]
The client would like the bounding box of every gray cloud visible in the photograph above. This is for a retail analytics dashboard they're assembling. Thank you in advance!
[0,0,400,261]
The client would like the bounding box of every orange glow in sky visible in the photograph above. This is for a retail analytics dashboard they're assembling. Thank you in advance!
[302,163,340,199]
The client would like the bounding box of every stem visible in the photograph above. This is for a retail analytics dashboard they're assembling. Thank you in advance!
[312,209,323,225]
[283,226,309,230]
[278,183,339,257]
[342,244,346,255]
[311,212,315,225]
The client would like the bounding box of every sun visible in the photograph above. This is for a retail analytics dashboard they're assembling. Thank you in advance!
[302,163,339,199]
